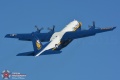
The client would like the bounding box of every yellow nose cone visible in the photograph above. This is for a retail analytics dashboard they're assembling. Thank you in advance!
[79,22,82,27]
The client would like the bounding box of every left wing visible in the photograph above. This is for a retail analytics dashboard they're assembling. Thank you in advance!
[5,32,53,42]
[5,33,32,41]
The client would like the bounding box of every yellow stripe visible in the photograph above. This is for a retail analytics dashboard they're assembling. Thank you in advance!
[73,22,82,31]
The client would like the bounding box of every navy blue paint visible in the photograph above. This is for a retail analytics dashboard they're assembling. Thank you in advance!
[5,26,116,56]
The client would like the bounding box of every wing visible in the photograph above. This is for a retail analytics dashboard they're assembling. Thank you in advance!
[5,33,32,41]
[5,33,53,42]
[61,27,116,41]
[61,30,90,41]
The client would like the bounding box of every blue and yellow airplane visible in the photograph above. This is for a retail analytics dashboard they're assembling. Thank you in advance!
[5,20,116,57]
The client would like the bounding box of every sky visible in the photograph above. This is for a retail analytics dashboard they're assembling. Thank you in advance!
[0,0,120,80]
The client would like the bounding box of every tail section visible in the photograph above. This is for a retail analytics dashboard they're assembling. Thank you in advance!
[17,36,43,56]
[17,33,62,56]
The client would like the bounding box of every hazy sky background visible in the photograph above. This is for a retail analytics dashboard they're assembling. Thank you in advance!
[0,0,120,80]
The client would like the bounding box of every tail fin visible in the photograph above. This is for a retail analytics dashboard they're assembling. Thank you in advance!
[32,36,43,54]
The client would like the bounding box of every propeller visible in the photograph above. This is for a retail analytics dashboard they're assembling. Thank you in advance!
[88,21,96,29]
[93,21,95,27]
[35,25,44,32]
[92,21,101,29]
[48,25,55,32]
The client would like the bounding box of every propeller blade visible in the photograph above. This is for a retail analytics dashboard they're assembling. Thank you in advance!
[93,21,95,27]
[48,25,55,32]
[35,25,44,32]
[88,21,96,29]
[35,25,39,31]
[52,25,55,32]
[40,27,44,31]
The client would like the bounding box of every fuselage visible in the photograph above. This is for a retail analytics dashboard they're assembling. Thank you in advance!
[36,20,82,56]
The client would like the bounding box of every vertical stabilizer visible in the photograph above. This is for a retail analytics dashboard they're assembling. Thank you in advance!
[32,35,43,54]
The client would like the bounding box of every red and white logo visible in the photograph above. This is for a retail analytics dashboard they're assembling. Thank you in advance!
[1,70,11,79]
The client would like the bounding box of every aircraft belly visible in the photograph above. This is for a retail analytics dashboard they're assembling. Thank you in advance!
[54,39,73,50]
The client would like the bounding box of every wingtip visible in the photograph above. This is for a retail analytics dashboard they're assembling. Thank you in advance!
[35,56,37,57]
[4,34,9,38]
[35,55,38,57]
[4,34,17,38]
[112,26,116,30]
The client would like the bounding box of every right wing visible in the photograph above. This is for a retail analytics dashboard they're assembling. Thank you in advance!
[61,27,116,41]
[61,30,95,41]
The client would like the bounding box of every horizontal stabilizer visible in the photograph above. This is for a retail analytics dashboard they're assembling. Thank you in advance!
[16,50,62,56]
[17,51,34,56]
[41,50,62,55]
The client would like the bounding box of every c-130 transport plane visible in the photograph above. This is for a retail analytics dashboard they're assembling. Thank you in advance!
[5,20,116,57]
